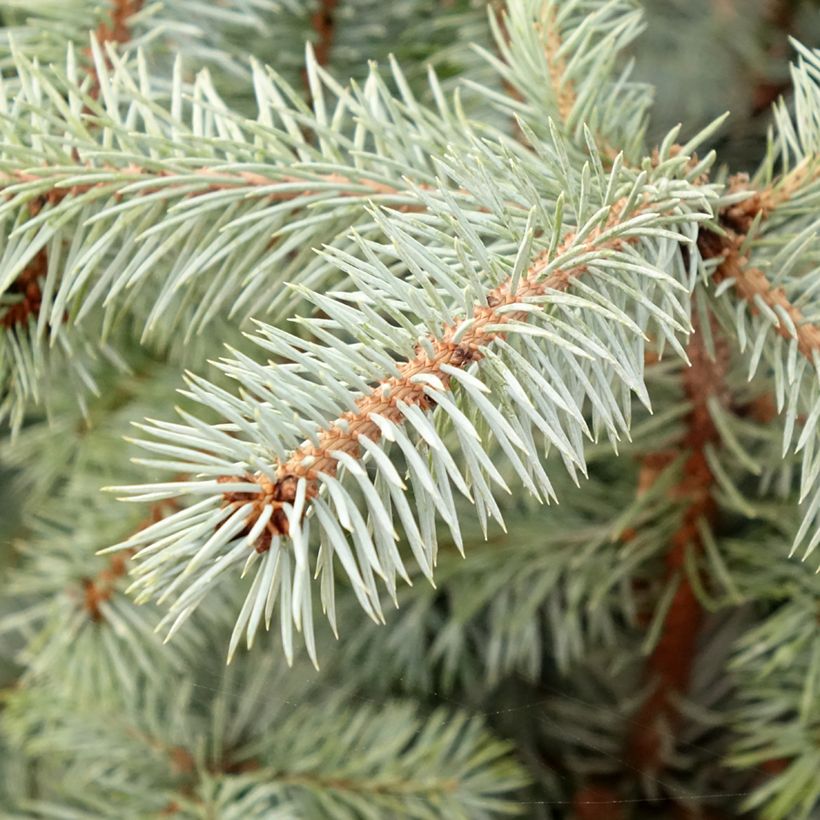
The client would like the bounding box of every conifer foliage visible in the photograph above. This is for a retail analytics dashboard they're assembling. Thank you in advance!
[0,1,818,817]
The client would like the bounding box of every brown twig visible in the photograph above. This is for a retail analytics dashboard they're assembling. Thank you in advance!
[301,0,338,103]
[82,549,134,622]
[571,784,626,820]
[0,249,48,329]
[4,1,140,327]
[2,167,398,206]
[95,0,143,46]
[628,312,729,773]
[751,0,798,115]
[698,164,820,364]
[0,162,473,342]
[0,165,428,329]
[539,4,576,124]
[310,0,338,68]
[0,166,433,219]
[490,2,620,160]
[86,0,144,99]
[628,160,817,774]
[220,196,647,549]
[81,497,178,621]
[539,5,620,161]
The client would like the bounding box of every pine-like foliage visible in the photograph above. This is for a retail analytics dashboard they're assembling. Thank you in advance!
[1,1,819,818]
[3,651,526,818]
